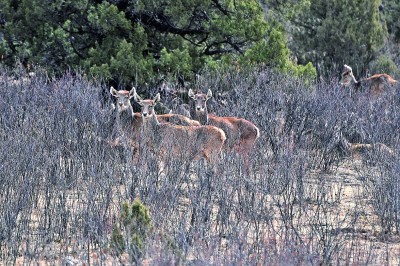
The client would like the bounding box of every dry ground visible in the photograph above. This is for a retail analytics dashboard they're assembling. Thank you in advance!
[3,156,400,266]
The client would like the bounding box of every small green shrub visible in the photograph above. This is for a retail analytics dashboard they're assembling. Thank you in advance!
[111,199,153,261]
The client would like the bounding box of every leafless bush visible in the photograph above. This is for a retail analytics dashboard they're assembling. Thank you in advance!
[0,67,399,265]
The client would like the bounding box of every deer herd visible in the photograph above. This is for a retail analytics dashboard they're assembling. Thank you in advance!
[110,86,259,172]
[109,64,398,172]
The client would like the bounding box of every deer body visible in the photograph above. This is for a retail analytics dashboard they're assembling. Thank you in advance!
[109,88,140,148]
[188,89,260,167]
[363,74,397,97]
[340,64,398,97]
[157,113,200,126]
[133,91,226,164]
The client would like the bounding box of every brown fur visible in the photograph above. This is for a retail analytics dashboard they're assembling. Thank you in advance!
[349,142,394,159]
[340,64,398,97]
[363,74,398,97]
[157,113,200,126]
[188,89,260,168]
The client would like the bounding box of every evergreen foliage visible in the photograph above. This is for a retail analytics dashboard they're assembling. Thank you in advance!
[0,0,398,86]
[112,199,153,262]
[264,0,399,77]
[0,0,314,88]
[290,0,385,75]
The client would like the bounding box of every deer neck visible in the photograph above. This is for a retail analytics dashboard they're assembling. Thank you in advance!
[349,73,361,87]
[115,106,134,128]
[194,108,209,125]
[142,114,160,132]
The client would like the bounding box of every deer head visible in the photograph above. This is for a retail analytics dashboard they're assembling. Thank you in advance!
[132,88,160,120]
[110,86,136,112]
[188,89,212,113]
[340,64,358,87]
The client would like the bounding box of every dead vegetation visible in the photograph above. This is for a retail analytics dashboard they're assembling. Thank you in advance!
[0,67,399,265]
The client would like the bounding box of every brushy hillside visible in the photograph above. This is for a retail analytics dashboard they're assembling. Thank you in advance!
[0,67,399,265]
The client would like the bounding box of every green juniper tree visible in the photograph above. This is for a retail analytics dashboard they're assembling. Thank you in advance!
[0,0,316,88]
[264,0,387,77]
[290,0,386,76]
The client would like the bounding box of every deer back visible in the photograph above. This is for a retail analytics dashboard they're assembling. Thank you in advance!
[154,123,226,162]
[208,114,259,150]
[157,113,200,126]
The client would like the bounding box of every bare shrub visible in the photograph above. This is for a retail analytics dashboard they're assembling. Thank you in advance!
[1,66,399,265]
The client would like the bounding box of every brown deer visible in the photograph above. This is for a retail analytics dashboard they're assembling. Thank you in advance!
[188,89,260,168]
[131,89,226,166]
[340,64,398,97]
[109,87,139,149]
[340,136,394,160]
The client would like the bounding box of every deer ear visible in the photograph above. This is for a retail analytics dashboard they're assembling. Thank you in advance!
[132,88,142,103]
[188,89,195,99]
[206,89,212,100]
[110,86,118,97]
[129,87,137,99]
[343,64,353,73]
[154,93,161,103]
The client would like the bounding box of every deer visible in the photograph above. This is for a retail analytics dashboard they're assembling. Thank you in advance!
[340,135,394,160]
[109,87,139,149]
[131,88,226,168]
[340,64,398,98]
[188,89,260,169]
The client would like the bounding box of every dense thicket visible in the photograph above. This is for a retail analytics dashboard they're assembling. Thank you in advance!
[1,0,398,88]
[0,68,399,264]
[0,1,398,81]
[0,0,315,89]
